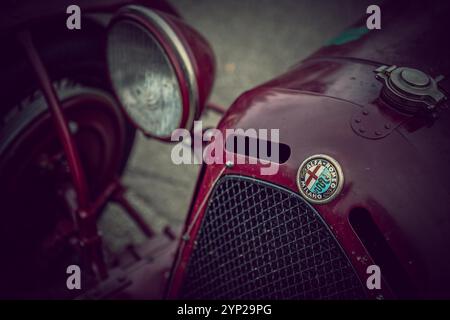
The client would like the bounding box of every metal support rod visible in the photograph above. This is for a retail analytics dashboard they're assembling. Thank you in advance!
[206,102,226,114]
[113,186,155,238]
[17,30,89,207]
[17,30,108,279]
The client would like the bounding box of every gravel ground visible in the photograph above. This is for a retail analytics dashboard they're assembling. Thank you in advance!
[99,0,374,254]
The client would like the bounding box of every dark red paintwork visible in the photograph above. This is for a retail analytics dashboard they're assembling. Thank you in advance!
[3,0,450,300]
[170,1,450,299]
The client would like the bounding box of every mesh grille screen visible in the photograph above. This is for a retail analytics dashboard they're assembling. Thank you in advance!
[180,176,366,299]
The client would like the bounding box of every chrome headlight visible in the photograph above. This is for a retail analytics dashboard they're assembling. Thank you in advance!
[107,6,215,140]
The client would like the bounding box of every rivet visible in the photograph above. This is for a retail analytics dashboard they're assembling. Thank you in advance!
[204,130,214,140]
[359,128,366,133]
[182,234,190,241]
[79,210,88,219]
[375,130,382,136]
[69,121,79,134]
[225,160,234,168]
[384,123,391,129]
[354,118,361,123]
[362,110,369,116]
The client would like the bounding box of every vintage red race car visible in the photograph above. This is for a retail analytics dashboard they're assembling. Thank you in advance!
[0,0,449,300]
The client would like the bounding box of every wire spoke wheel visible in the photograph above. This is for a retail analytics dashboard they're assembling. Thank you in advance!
[0,80,134,298]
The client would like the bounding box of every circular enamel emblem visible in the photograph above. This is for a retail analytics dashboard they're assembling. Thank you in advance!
[296,154,344,204]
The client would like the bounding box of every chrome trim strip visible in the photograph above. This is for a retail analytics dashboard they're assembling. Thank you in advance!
[122,5,199,131]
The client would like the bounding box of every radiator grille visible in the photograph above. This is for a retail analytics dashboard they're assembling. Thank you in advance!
[180,176,365,299]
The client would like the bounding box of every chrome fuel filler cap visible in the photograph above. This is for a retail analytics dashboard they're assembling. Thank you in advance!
[374,65,447,114]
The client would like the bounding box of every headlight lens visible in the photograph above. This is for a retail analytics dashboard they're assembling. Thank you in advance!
[107,20,182,138]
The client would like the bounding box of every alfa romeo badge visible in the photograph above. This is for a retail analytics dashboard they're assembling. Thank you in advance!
[296,154,344,204]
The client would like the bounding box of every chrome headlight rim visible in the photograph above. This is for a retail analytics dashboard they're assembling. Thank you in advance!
[107,5,199,140]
